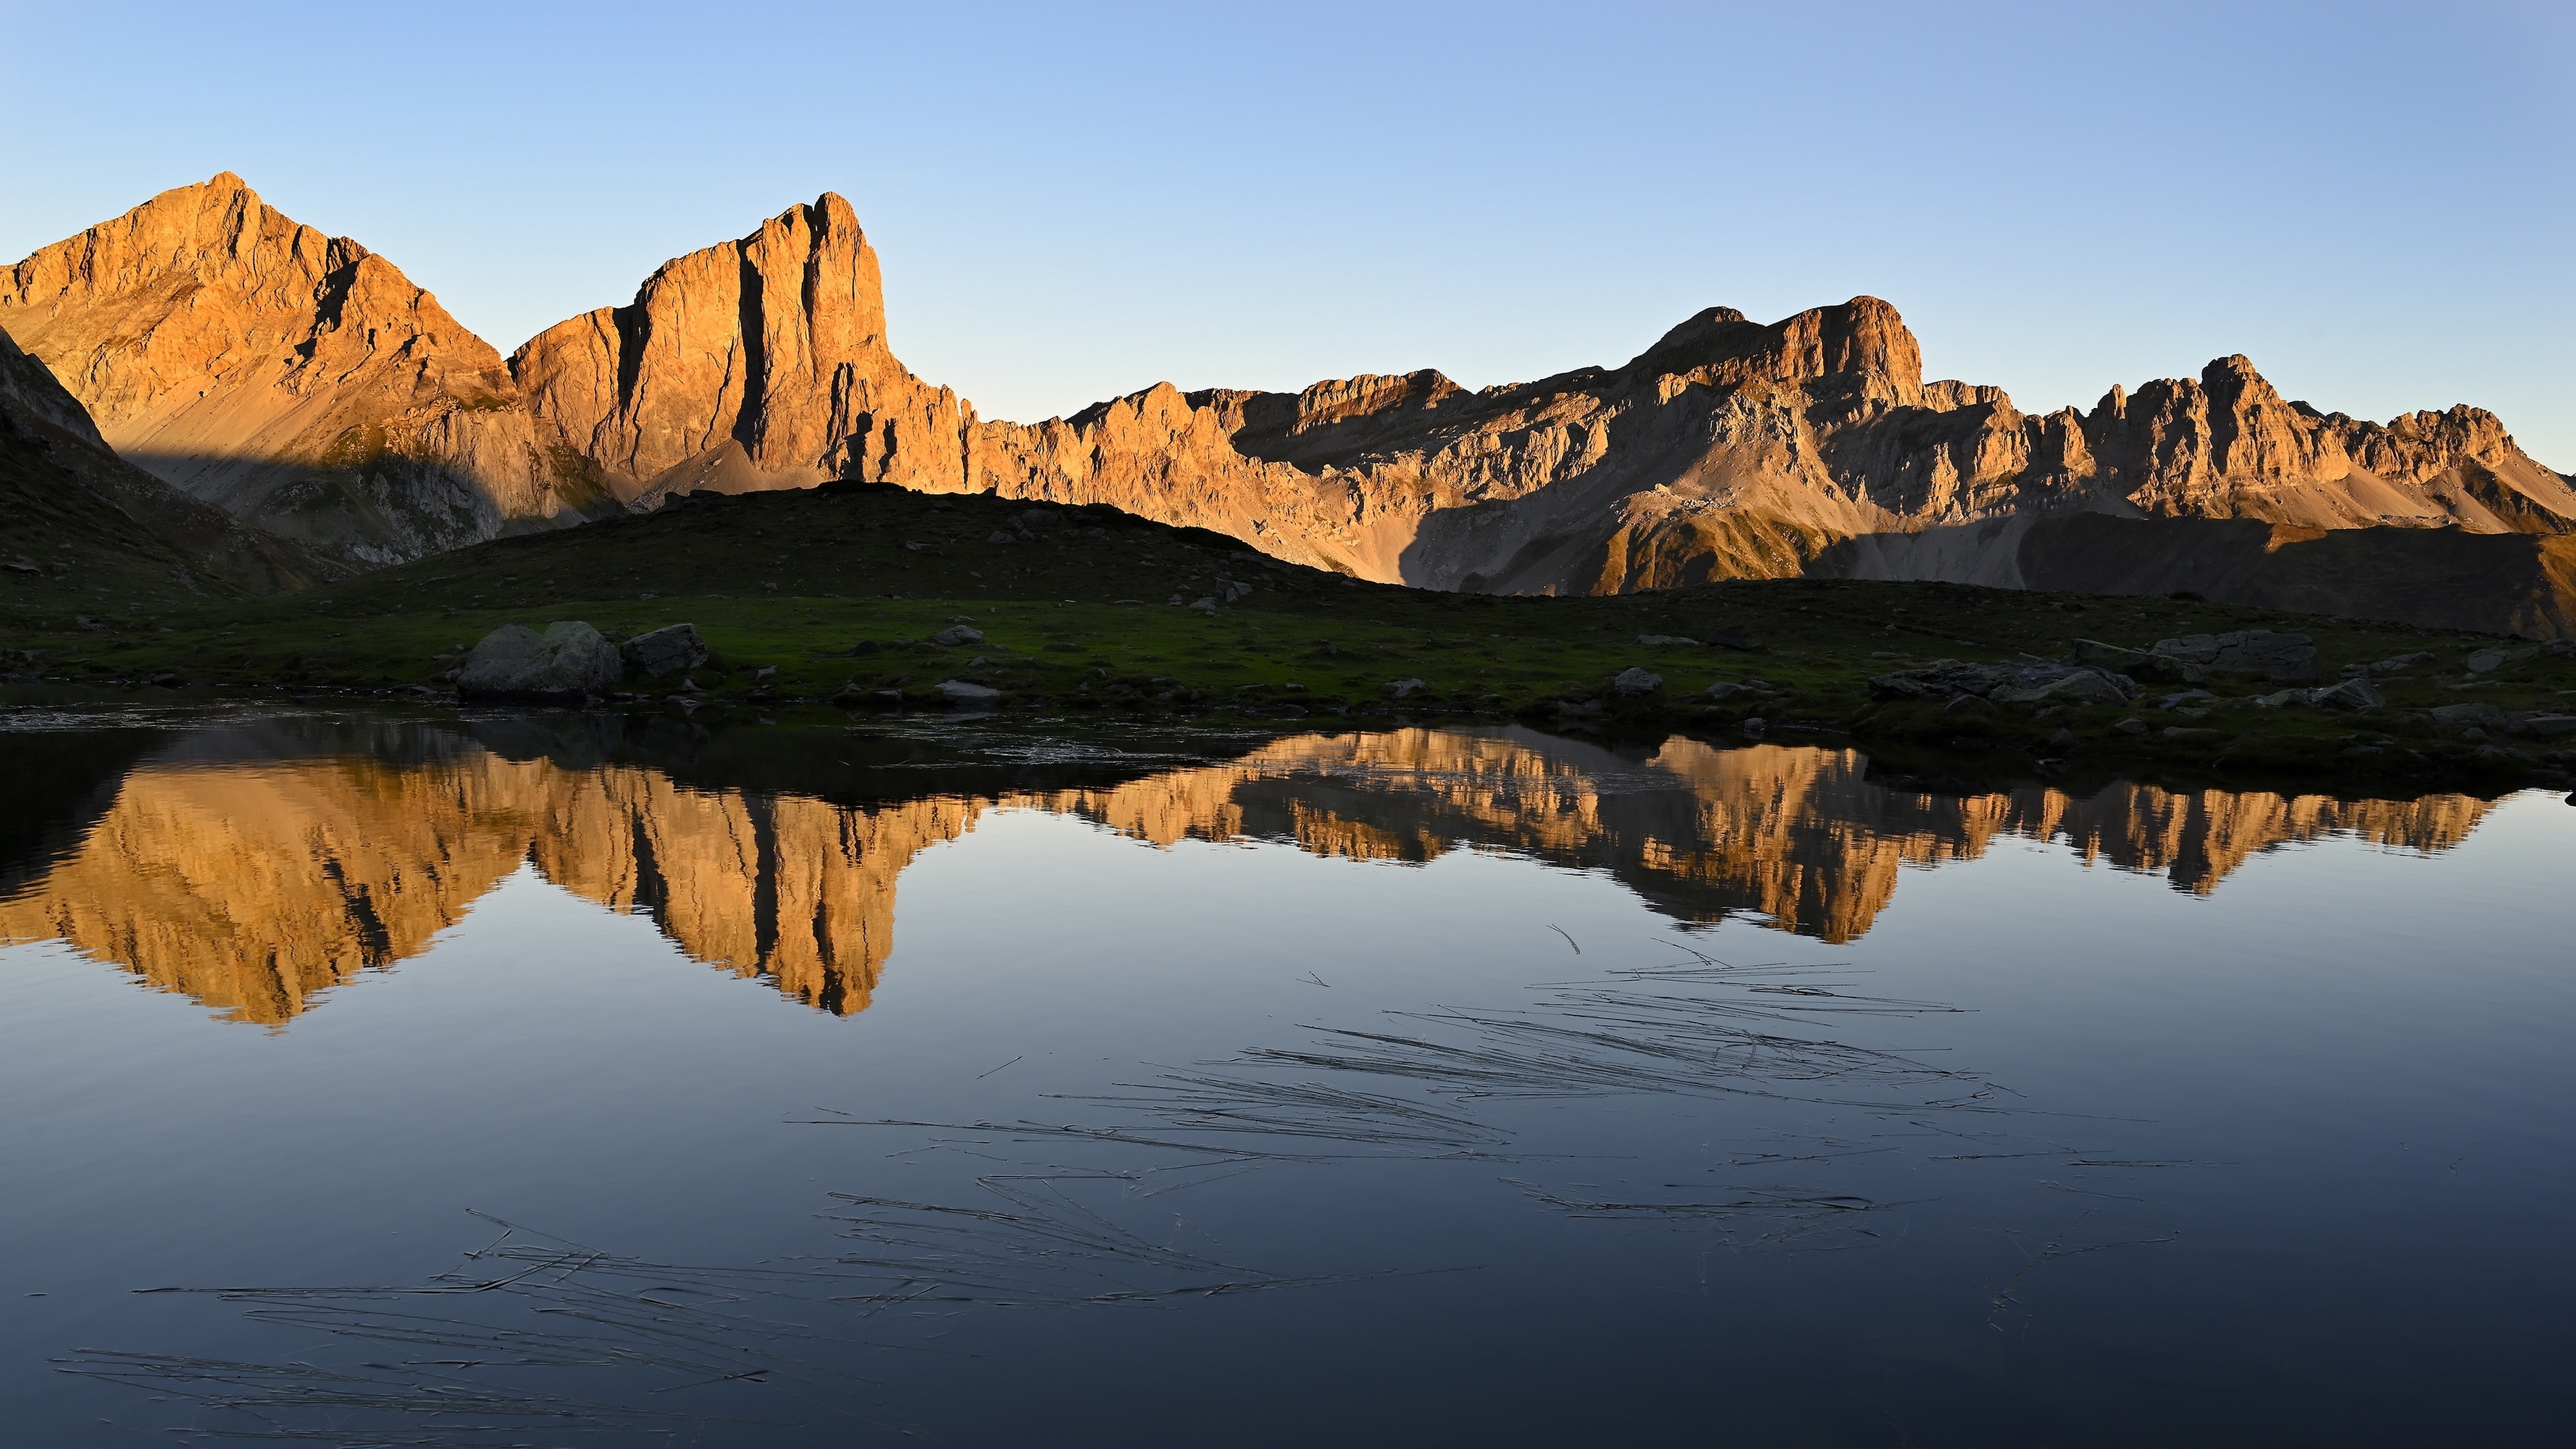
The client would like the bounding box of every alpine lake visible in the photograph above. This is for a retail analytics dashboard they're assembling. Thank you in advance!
[4,696,2570,1447]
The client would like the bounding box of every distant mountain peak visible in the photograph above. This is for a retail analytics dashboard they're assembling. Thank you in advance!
[1,178,598,564]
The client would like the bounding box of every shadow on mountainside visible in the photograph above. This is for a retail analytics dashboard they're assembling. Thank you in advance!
[1810,514,2576,638]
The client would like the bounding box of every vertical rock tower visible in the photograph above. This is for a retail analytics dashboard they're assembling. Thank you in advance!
[511,193,974,504]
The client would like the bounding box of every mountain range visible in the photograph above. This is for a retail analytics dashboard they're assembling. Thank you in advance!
[7,173,2572,632]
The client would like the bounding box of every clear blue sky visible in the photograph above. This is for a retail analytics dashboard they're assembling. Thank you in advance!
[5,1,2569,468]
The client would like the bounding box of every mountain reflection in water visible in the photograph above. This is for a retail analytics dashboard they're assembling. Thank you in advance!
[0,718,2493,1025]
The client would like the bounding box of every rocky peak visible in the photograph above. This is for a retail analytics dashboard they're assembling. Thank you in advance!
[1289,369,1465,430]
[1198,368,1471,467]
[511,190,963,501]
[1628,296,1922,406]
[1776,296,1923,404]
[2381,403,2517,456]
[1629,306,1768,375]
[2069,352,2576,532]
[2196,353,2280,409]
[1,172,588,564]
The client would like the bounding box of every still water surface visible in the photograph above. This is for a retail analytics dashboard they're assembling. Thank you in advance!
[3,710,2570,1445]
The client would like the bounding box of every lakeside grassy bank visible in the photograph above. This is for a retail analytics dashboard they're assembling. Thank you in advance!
[7,483,2574,796]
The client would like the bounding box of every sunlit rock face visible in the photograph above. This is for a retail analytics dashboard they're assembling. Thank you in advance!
[510,193,974,509]
[0,724,2494,1027]
[507,191,2576,628]
[0,174,601,566]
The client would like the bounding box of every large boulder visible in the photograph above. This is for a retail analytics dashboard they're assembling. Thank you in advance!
[621,622,710,678]
[1612,667,1663,696]
[458,622,622,701]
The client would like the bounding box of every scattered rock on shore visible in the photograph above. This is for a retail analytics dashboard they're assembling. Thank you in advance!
[1868,659,2138,706]
[2466,646,2539,674]
[2310,678,2387,711]
[2147,630,2319,682]
[620,622,710,677]
[2256,679,2385,711]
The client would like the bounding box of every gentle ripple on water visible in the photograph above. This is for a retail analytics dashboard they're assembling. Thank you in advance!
[1,709,2569,1445]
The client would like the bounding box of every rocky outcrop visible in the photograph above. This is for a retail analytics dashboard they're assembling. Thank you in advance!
[968,383,1376,573]
[948,296,2564,609]
[2079,356,2576,531]
[963,298,1941,582]
[510,193,971,505]
[1,174,606,567]
[619,622,710,678]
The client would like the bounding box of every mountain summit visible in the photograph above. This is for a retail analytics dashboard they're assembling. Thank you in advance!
[510,191,971,504]
[0,174,603,565]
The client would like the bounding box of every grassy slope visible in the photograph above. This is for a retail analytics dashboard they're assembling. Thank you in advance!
[5,483,2574,795]
[3,395,331,599]
[1,436,236,612]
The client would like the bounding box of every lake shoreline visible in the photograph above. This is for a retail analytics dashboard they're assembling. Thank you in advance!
[7,485,2575,797]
